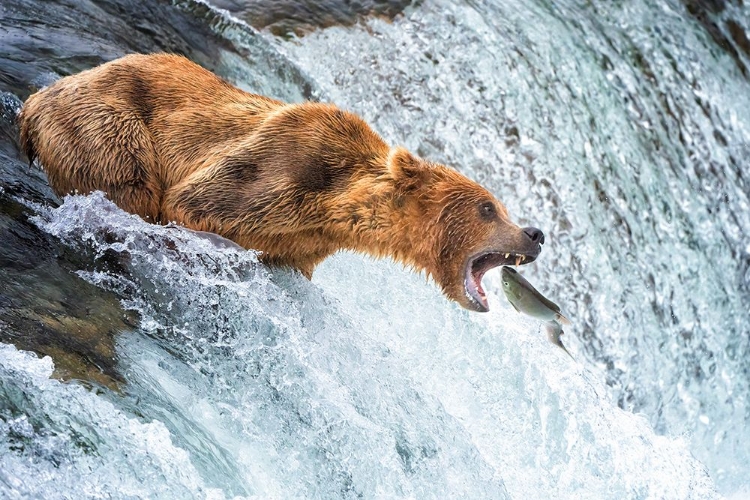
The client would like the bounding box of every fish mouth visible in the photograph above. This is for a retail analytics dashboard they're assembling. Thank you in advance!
[464,251,537,312]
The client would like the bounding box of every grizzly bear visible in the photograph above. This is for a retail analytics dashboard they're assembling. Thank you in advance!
[19,53,544,312]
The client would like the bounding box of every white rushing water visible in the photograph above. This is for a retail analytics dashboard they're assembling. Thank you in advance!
[0,192,716,499]
[2,0,749,498]
[274,0,750,495]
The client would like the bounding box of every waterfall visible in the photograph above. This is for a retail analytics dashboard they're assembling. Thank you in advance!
[1,0,748,497]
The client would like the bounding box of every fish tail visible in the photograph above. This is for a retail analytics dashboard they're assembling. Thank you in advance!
[556,313,571,325]
[545,323,574,360]
[559,342,574,360]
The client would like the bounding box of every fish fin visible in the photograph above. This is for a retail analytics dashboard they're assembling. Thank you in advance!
[544,323,563,345]
[544,324,574,359]
[510,302,521,313]
[559,343,575,360]
[556,313,571,325]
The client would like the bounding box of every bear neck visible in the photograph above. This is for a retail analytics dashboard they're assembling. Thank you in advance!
[342,180,441,281]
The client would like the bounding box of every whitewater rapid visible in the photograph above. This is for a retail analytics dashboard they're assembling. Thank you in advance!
[275,0,750,494]
[1,0,749,498]
[0,188,716,498]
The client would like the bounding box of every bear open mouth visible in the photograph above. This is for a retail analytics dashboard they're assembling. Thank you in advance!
[464,251,537,312]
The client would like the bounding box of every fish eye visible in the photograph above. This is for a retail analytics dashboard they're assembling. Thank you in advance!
[502,281,509,287]
[478,201,496,221]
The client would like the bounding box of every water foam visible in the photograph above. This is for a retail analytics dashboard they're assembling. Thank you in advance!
[275,0,750,493]
[14,192,718,498]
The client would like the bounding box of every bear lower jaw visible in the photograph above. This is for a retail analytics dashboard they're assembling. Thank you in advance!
[464,251,537,312]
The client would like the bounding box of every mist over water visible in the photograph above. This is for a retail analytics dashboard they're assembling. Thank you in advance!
[0,0,749,498]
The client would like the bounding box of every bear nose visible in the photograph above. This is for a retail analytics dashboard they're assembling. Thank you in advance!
[523,227,545,245]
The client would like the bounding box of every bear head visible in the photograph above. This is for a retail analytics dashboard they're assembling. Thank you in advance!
[388,148,544,312]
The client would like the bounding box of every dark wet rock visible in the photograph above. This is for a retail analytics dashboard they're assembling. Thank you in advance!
[726,18,750,57]
[679,0,749,78]
[0,183,132,391]
[209,0,419,38]
[683,0,727,13]
[1,0,317,104]
[0,95,133,390]
[0,0,237,99]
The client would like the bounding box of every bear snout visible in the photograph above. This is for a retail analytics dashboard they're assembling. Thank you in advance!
[522,226,545,246]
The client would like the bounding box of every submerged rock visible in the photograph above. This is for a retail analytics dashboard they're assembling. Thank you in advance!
[0,95,132,390]
[210,0,420,38]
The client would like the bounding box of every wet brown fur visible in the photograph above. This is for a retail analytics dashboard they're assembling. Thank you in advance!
[19,53,539,310]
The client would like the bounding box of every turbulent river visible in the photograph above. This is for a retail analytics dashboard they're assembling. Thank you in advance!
[1,0,749,498]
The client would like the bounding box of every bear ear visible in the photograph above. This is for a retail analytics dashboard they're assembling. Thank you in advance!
[387,147,428,189]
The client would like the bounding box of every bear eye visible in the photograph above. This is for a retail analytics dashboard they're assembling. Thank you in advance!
[478,201,496,221]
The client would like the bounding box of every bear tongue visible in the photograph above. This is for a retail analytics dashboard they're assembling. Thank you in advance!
[465,252,504,312]
[464,273,488,312]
